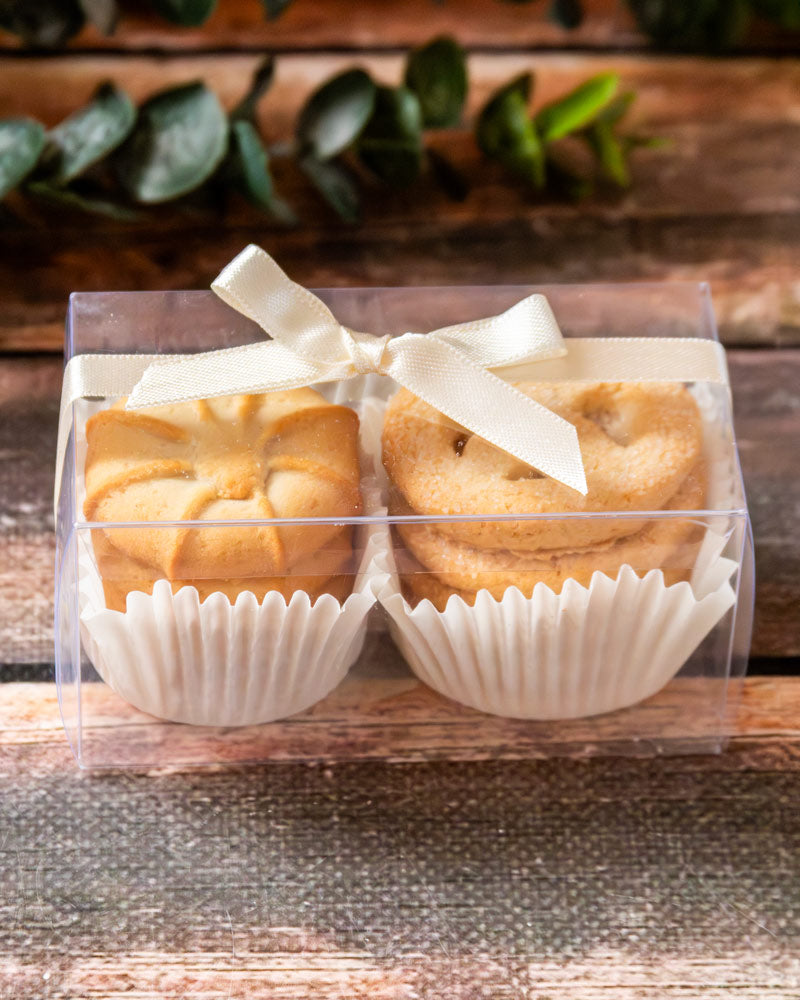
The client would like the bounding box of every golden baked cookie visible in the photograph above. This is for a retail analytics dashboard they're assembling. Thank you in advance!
[84,389,362,607]
[395,461,706,605]
[383,382,704,550]
[400,555,691,611]
[91,528,355,612]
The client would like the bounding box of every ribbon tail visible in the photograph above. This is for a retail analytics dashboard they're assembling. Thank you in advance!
[125,340,335,409]
[385,335,588,495]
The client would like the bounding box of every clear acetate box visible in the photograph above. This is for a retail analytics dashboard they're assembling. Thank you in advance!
[55,282,754,768]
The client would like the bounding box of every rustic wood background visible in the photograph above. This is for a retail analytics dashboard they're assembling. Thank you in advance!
[1,2,799,996]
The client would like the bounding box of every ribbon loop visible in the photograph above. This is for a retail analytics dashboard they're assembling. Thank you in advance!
[126,244,589,495]
[54,244,731,522]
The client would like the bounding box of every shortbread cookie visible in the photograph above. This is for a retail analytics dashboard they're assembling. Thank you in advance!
[91,527,355,612]
[84,390,362,607]
[383,382,704,550]
[395,462,706,605]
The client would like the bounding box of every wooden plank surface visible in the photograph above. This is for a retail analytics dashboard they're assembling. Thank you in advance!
[2,674,800,767]
[1,0,797,53]
[2,53,799,351]
[1,689,799,998]
[1,0,638,51]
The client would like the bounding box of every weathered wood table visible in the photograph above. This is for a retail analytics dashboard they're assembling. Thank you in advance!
[1,4,799,996]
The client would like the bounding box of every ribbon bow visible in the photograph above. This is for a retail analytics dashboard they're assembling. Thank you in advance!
[55,245,729,521]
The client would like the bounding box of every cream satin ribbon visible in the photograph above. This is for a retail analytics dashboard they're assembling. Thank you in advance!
[55,244,729,520]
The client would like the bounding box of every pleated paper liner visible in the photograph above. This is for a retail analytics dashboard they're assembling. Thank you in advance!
[76,401,388,728]
[366,384,743,721]
[379,546,738,721]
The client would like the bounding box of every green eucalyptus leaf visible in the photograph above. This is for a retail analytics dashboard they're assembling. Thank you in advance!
[80,0,117,34]
[0,118,46,199]
[427,147,469,201]
[487,72,534,108]
[585,122,630,186]
[297,68,376,160]
[0,0,85,46]
[231,56,275,123]
[261,0,294,19]
[535,72,618,142]
[229,119,296,223]
[595,90,636,127]
[150,0,216,26]
[45,82,135,184]
[300,154,361,223]
[549,0,584,29]
[115,81,228,203]
[26,180,139,219]
[751,0,800,28]
[404,35,467,128]
[476,76,545,188]
[356,85,424,187]
[625,0,751,49]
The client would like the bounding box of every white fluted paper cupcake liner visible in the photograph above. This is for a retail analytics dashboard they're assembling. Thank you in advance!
[77,400,389,727]
[362,390,742,720]
[379,559,737,720]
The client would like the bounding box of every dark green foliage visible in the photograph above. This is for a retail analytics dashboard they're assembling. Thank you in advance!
[0,0,85,46]
[476,73,545,187]
[405,36,468,128]
[260,0,294,18]
[549,0,584,29]
[356,86,424,187]
[0,0,796,49]
[227,119,297,223]
[625,0,752,49]
[230,57,275,124]
[751,0,800,27]
[296,69,377,160]
[149,0,216,26]
[0,36,655,220]
[44,82,136,184]
[115,82,228,203]
[477,69,647,197]
[0,119,46,198]
[299,155,361,222]
[26,180,139,219]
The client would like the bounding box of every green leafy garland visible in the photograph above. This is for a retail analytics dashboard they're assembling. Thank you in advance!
[0,38,657,222]
[1,0,797,48]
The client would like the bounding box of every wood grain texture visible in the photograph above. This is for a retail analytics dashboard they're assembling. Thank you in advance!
[1,54,799,350]
[0,0,644,53]
[3,675,800,767]
[0,723,799,997]
[0,0,797,53]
